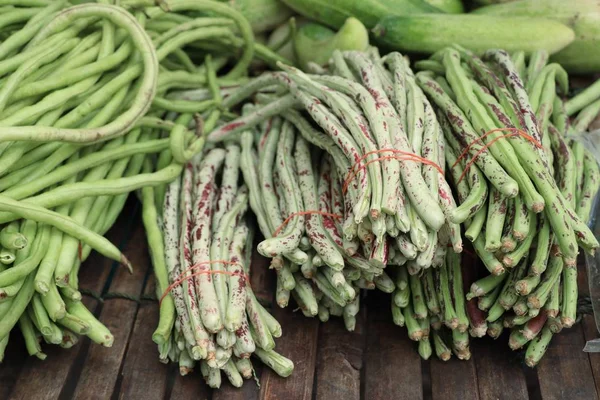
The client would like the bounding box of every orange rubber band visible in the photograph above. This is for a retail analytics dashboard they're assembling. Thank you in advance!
[343,153,444,195]
[342,148,444,195]
[452,128,543,184]
[272,211,342,237]
[159,260,248,306]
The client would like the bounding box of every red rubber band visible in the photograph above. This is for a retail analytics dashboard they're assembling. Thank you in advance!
[342,149,444,195]
[272,211,342,237]
[452,128,543,184]
[159,260,248,306]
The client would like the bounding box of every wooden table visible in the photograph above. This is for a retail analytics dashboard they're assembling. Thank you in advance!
[1,201,600,400]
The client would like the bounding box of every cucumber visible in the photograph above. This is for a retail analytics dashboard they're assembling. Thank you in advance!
[294,18,369,70]
[224,0,294,34]
[473,0,600,74]
[472,0,600,24]
[472,0,518,4]
[551,15,600,74]
[267,19,314,67]
[423,0,464,13]
[280,0,439,30]
[373,14,575,56]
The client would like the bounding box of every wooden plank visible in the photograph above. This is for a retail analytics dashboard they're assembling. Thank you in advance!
[578,255,600,397]
[314,309,365,400]
[169,369,211,400]
[364,294,423,400]
[537,324,598,400]
[72,222,149,400]
[0,332,29,398]
[473,337,528,400]
[537,266,599,400]
[258,306,319,400]
[213,373,261,400]
[118,275,171,400]
[7,297,98,400]
[249,247,274,306]
[430,354,479,400]
[582,315,600,398]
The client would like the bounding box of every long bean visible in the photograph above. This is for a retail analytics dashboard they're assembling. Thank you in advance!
[0,195,130,267]
[0,3,158,144]
[141,160,175,345]
[188,149,225,338]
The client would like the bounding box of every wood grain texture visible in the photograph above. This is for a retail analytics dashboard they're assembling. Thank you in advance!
[578,257,600,398]
[213,375,261,400]
[0,334,27,399]
[473,337,529,400]
[73,222,149,400]
[118,274,171,400]
[430,354,479,400]
[314,309,365,400]
[7,298,97,400]
[169,369,211,400]
[258,305,319,400]
[249,248,274,306]
[364,296,423,400]
[582,315,600,399]
[537,324,598,400]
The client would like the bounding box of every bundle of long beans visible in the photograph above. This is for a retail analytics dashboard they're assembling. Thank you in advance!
[142,141,293,387]
[0,0,275,363]
[414,47,600,366]
[202,49,477,361]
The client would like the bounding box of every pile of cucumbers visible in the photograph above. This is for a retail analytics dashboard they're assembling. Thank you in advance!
[254,0,600,74]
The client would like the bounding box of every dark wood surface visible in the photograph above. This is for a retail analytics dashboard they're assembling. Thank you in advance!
[1,203,600,400]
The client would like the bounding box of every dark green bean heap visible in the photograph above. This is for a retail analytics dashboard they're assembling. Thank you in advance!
[0,0,265,365]
[414,47,600,366]
[0,1,161,362]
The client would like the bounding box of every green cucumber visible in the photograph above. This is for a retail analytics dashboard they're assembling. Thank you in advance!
[280,0,439,30]
[294,18,369,70]
[473,0,518,4]
[473,0,600,74]
[224,0,294,34]
[551,15,600,74]
[423,0,464,13]
[373,14,575,56]
[472,0,600,23]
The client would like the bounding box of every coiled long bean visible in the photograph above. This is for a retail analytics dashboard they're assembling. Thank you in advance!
[0,3,158,144]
